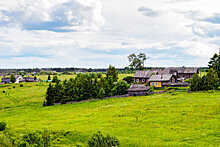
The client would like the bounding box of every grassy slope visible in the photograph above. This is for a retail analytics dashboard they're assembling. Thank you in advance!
[0,83,219,146]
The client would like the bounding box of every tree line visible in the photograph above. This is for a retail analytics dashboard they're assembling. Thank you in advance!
[191,52,220,91]
[43,65,130,106]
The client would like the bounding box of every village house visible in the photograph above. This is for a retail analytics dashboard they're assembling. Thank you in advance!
[127,84,150,96]
[24,77,35,82]
[133,71,156,84]
[1,77,10,84]
[148,74,176,88]
[15,75,24,83]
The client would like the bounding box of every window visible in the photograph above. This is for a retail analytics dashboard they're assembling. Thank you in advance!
[136,79,139,82]
[152,82,154,85]
[142,79,145,82]
[155,82,158,85]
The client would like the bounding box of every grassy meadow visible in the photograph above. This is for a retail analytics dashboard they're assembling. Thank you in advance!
[0,80,219,146]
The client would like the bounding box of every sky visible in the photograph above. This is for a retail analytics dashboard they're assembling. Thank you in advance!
[0,0,220,68]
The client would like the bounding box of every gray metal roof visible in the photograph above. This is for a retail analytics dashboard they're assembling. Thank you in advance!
[127,84,150,92]
[148,74,173,82]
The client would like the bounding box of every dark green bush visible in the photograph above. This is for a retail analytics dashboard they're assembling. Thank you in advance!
[88,131,120,147]
[20,84,23,87]
[13,86,15,88]
[3,90,5,93]
[0,122,6,131]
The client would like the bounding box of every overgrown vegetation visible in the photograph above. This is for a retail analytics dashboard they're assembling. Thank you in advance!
[191,68,219,91]
[88,131,120,147]
[44,66,129,106]
[0,122,6,131]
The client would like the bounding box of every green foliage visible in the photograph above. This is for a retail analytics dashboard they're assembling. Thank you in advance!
[191,69,219,91]
[52,75,59,83]
[44,73,129,104]
[112,81,129,95]
[88,131,120,147]
[128,53,147,70]
[208,53,220,78]
[98,88,105,98]
[0,122,6,131]
[123,76,133,84]
[44,83,54,106]
[34,75,37,81]
[106,65,118,82]
[20,84,23,87]
[48,75,51,81]
[10,74,16,83]
[18,131,51,147]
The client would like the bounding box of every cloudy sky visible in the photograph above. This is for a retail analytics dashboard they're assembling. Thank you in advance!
[0,0,220,68]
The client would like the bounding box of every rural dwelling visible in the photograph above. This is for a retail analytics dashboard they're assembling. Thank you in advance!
[24,77,35,82]
[133,71,156,84]
[127,84,150,96]
[176,68,198,79]
[148,74,176,88]
[1,77,10,84]
[15,75,24,83]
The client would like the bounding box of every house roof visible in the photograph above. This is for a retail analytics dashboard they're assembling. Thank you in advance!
[133,71,155,78]
[183,68,198,74]
[127,84,150,92]
[148,74,173,82]
[151,67,198,74]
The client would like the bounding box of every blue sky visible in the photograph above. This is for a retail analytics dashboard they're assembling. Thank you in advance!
[0,0,220,68]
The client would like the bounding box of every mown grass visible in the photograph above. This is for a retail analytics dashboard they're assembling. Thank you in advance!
[0,82,219,146]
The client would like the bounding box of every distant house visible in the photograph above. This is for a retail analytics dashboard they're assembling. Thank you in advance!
[24,77,35,82]
[1,77,10,84]
[148,74,176,88]
[15,75,24,83]
[127,84,150,96]
[133,71,156,84]
[151,67,198,81]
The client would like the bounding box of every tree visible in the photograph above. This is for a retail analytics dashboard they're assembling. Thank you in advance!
[204,68,219,90]
[34,75,37,81]
[52,75,59,83]
[208,53,220,79]
[10,74,16,83]
[190,74,202,91]
[106,65,118,82]
[48,75,51,81]
[128,53,148,70]
[44,83,54,106]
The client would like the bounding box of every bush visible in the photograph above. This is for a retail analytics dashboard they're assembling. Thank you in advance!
[20,84,23,87]
[13,86,15,88]
[3,90,5,93]
[88,131,120,147]
[0,122,6,131]
[18,131,51,147]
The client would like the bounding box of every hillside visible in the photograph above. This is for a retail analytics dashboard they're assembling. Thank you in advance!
[0,83,220,146]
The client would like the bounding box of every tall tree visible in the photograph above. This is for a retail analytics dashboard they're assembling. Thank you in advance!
[10,74,16,83]
[128,53,148,70]
[106,65,118,82]
[208,53,220,78]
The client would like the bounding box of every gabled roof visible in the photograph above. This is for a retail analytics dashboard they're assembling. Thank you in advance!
[148,74,173,82]
[133,71,155,78]
[183,68,198,74]
[127,84,150,92]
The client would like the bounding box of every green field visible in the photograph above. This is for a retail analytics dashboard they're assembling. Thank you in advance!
[0,81,219,146]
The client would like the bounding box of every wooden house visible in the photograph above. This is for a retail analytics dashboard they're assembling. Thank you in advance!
[1,77,10,84]
[127,84,150,96]
[148,74,176,88]
[133,71,156,84]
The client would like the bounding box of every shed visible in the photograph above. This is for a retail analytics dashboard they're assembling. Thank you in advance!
[127,84,150,96]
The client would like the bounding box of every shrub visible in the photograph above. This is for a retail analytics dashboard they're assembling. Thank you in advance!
[3,90,5,93]
[13,86,15,88]
[88,131,120,147]
[18,131,51,147]
[0,122,6,131]
[20,84,23,87]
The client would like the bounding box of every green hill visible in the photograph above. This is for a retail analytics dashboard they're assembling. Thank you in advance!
[0,83,220,146]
